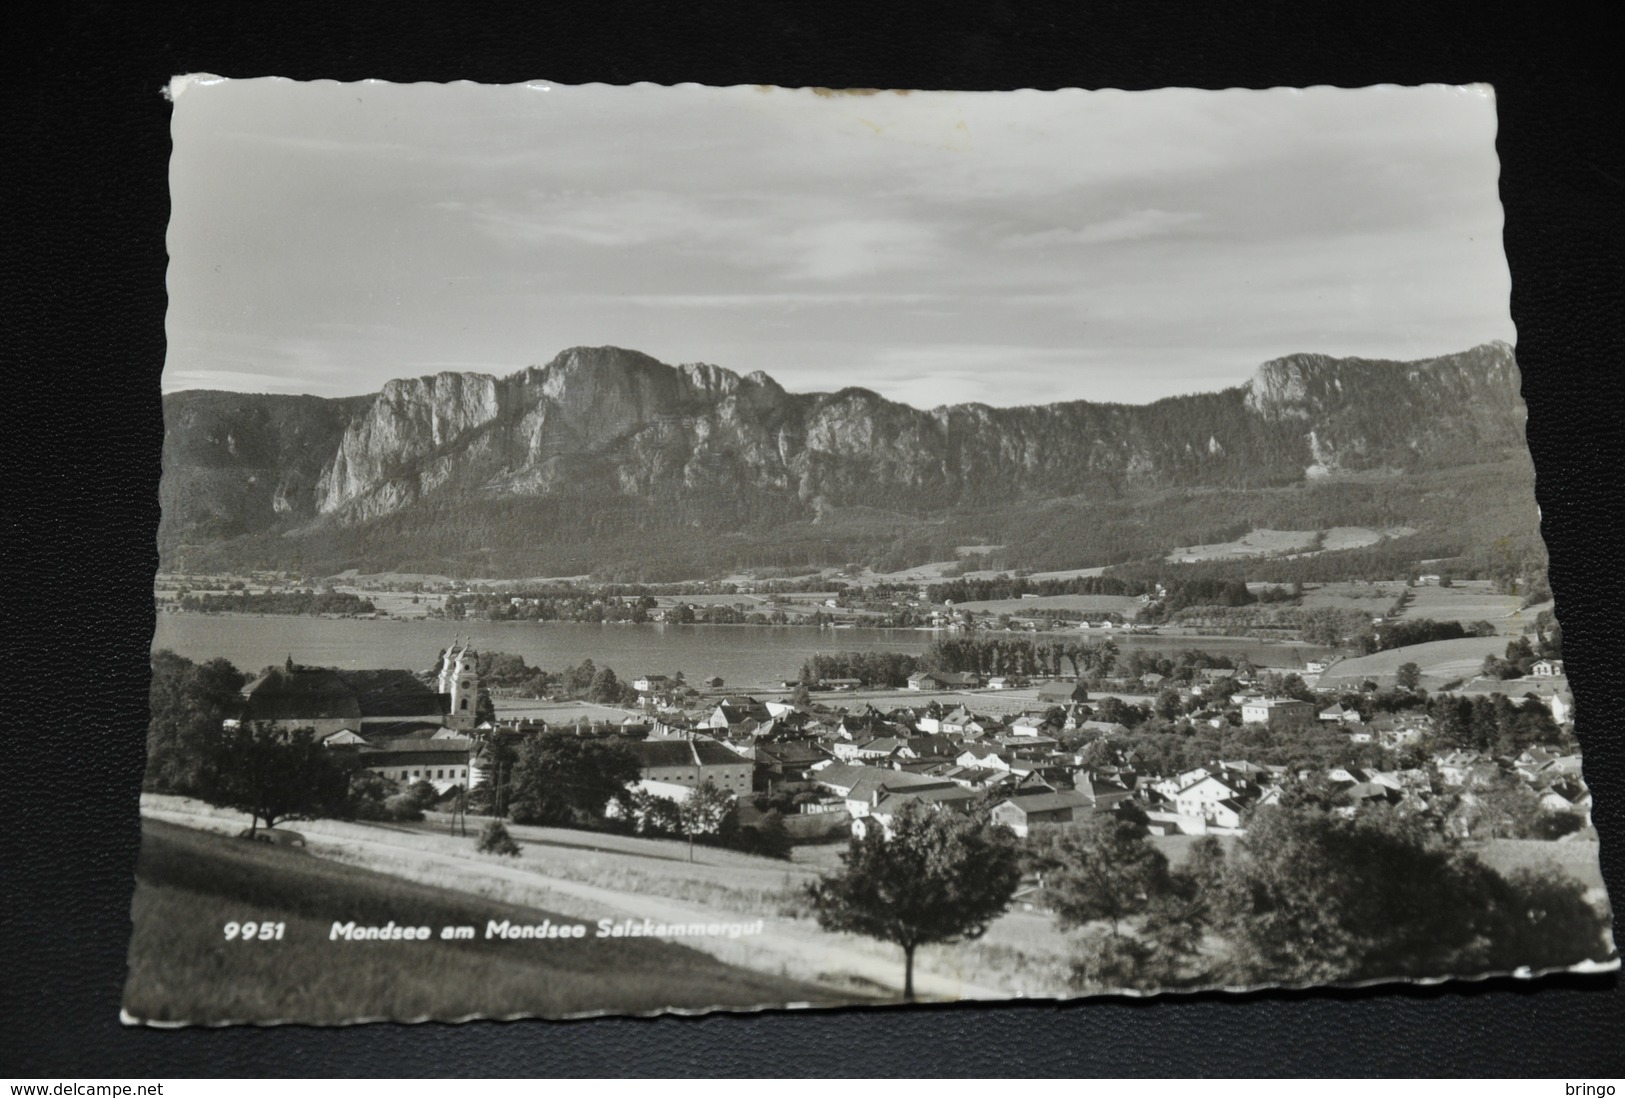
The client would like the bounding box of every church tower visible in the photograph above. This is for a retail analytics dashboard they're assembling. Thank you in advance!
[438,640,481,730]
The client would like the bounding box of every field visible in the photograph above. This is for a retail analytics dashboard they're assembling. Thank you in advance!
[859,559,964,582]
[949,594,1142,616]
[1297,579,1533,635]
[127,795,1609,1021]
[492,699,643,723]
[138,796,1056,1003]
[1399,581,1526,629]
[1473,838,1609,899]
[1294,580,1407,611]
[123,818,839,1024]
[337,588,446,618]
[1167,526,1414,563]
[1315,635,1512,689]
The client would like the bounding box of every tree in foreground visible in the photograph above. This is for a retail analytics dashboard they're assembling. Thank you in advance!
[628,788,683,837]
[507,731,641,826]
[1029,814,1170,938]
[749,809,794,860]
[476,819,521,857]
[678,778,737,861]
[1211,796,1612,985]
[146,650,247,795]
[1030,814,1217,990]
[199,721,351,835]
[807,800,1022,1000]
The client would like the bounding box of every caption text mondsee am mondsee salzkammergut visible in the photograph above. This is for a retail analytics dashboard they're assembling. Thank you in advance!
[318,918,768,942]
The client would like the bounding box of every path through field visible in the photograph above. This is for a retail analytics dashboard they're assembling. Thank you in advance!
[141,798,1011,1003]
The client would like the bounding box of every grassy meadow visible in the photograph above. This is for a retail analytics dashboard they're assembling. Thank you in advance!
[1399,581,1526,627]
[123,818,838,1024]
[1315,634,1512,689]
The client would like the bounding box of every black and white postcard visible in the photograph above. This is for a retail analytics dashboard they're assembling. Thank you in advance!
[128,76,1616,1024]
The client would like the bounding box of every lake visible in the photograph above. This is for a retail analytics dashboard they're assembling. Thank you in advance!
[151,614,1334,687]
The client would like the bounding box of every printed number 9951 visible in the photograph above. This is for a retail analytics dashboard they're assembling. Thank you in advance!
[223,921,286,941]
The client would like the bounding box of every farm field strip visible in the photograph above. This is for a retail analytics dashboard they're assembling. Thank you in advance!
[1167,526,1416,564]
[124,818,837,1023]
[140,798,1020,1002]
[1315,634,1513,687]
[949,594,1143,615]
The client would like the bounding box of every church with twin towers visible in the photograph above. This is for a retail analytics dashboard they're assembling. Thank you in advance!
[435,638,484,732]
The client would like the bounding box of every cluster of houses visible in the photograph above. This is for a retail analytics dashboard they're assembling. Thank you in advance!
[554,677,1581,841]
[588,690,1587,841]
[226,644,1589,845]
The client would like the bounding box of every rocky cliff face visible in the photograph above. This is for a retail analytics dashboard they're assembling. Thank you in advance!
[1241,340,1523,472]
[160,342,1529,569]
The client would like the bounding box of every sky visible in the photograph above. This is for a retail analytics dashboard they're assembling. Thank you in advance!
[164,77,1514,408]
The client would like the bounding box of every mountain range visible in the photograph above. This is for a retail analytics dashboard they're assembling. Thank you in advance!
[159,342,1541,581]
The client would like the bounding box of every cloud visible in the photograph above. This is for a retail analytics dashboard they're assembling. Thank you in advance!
[164,80,1510,406]
[999,209,1203,249]
[775,217,944,281]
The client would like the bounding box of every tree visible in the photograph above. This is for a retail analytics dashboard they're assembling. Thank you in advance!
[476,819,521,857]
[146,651,247,795]
[678,778,737,861]
[564,658,597,695]
[1447,770,1545,839]
[1395,661,1423,691]
[1210,798,1611,984]
[1076,738,1118,772]
[404,779,441,811]
[507,732,641,826]
[1029,813,1220,992]
[468,737,518,817]
[754,809,793,860]
[587,666,625,704]
[1155,687,1184,721]
[629,788,683,836]
[347,770,399,820]
[806,800,1022,1000]
[199,721,351,835]
[1029,815,1170,939]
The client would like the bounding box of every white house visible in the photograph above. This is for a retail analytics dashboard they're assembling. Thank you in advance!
[1173,774,1247,822]
[1204,799,1246,829]
[1241,697,1316,728]
[1009,714,1051,737]
[319,728,368,746]
[363,739,475,793]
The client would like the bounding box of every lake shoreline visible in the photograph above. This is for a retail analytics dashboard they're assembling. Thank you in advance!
[152,614,1337,687]
[156,608,1321,645]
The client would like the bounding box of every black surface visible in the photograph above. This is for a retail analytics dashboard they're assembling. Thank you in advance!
[5,0,1623,1078]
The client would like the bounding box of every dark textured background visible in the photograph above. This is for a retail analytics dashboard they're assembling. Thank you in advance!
[5,0,1622,1078]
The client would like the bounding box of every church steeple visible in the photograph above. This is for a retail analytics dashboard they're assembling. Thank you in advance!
[436,640,481,730]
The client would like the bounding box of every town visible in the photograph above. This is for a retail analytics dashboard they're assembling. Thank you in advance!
[189,630,1587,848]
[135,577,1608,1015]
